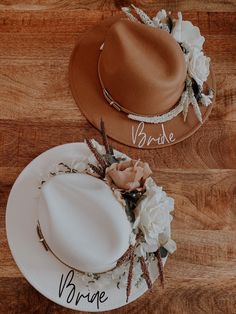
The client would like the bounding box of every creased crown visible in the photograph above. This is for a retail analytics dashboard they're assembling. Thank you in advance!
[38,173,131,273]
[99,19,187,116]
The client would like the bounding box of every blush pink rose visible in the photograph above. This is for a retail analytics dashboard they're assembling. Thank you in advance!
[105,160,152,191]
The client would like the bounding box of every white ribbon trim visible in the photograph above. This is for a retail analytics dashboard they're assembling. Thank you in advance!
[128,100,184,124]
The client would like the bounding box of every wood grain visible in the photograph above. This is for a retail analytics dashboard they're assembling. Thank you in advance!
[0,0,235,12]
[0,1,235,314]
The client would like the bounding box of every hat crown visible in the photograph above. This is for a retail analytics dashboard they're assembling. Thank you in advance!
[38,173,131,273]
[99,19,187,116]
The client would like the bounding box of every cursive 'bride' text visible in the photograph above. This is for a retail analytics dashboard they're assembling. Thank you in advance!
[131,122,175,148]
[58,270,108,309]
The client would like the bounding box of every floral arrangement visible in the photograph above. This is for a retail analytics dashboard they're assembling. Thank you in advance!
[39,121,176,302]
[122,5,215,124]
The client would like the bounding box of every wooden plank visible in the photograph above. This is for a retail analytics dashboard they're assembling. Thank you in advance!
[0,0,235,12]
[0,34,235,69]
[0,120,235,168]
[0,11,235,35]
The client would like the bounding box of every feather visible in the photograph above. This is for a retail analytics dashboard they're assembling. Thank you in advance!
[121,7,139,22]
[131,4,155,27]
[190,90,203,123]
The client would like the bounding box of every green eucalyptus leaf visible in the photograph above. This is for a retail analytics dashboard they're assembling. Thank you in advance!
[192,78,202,101]
[160,246,168,258]
[103,153,119,166]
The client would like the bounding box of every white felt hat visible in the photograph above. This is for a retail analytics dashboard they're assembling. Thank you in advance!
[6,141,175,312]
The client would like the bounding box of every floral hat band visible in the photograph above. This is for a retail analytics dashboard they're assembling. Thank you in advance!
[97,5,215,125]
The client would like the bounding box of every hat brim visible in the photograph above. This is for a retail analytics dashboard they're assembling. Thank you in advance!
[69,17,216,149]
[6,143,167,312]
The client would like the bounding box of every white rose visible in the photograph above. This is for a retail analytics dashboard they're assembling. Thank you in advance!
[171,12,205,51]
[133,178,174,253]
[188,49,210,87]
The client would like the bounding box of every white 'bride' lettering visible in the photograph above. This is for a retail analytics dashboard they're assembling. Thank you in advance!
[131,122,175,148]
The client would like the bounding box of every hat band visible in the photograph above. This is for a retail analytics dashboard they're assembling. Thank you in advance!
[36,220,131,275]
[97,54,214,125]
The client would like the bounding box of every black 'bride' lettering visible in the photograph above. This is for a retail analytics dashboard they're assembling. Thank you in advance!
[59,269,75,303]
[58,270,108,309]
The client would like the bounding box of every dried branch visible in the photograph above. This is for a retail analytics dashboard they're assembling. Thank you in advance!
[85,138,107,170]
[156,249,164,288]
[58,162,73,173]
[100,119,112,155]
[140,256,152,289]
[116,245,133,267]
[88,163,104,178]
[126,245,135,303]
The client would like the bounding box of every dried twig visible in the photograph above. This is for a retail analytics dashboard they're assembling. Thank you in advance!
[88,163,104,178]
[126,245,135,303]
[140,256,152,289]
[156,249,164,288]
[85,139,107,170]
[58,162,73,173]
[100,119,112,155]
[116,245,133,267]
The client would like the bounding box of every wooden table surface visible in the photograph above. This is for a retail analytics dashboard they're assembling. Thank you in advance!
[0,1,236,313]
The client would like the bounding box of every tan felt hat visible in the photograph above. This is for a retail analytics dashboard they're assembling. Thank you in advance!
[69,10,216,149]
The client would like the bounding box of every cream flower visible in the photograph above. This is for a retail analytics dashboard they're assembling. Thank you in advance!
[188,49,210,87]
[171,12,205,51]
[133,178,175,254]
